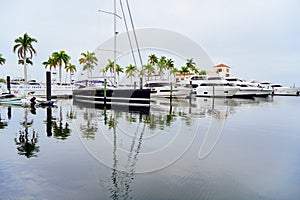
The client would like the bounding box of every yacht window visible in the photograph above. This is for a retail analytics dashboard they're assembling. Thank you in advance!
[191,76,206,80]
[208,77,222,80]
[272,84,282,87]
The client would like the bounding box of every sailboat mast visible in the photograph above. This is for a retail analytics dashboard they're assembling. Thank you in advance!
[113,0,117,85]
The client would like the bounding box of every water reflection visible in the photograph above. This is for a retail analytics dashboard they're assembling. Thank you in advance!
[0,96,286,199]
[80,107,99,140]
[0,101,76,158]
[73,97,235,198]
[0,108,8,129]
[73,97,274,174]
[53,106,71,140]
[14,129,39,158]
[99,107,145,200]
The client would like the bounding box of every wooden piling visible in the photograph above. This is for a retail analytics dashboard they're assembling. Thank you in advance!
[46,71,51,101]
[6,76,11,94]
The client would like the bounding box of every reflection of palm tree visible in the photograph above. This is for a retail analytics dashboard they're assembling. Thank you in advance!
[166,102,176,126]
[14,129,39,158]
[53,106,71,140]
[15,130,40,158]
[66,105,76,120]
[15,108,39,158]
[53,121,71,140]
[80,108,98,140]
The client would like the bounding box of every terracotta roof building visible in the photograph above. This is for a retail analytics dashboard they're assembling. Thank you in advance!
[214,64,231,77]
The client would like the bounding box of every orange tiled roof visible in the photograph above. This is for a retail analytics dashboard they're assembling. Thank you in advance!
[214,63,231,68]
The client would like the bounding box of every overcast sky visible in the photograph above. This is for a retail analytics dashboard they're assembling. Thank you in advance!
[1,0,299,85]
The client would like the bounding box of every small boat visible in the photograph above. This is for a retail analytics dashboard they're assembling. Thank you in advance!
[0,97,32,107]
[0,95,55,107]
[144,81,191,98]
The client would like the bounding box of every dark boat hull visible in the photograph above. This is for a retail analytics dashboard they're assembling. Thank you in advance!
[73,88,151,107]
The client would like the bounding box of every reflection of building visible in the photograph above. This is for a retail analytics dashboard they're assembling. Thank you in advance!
[214,64,231,77]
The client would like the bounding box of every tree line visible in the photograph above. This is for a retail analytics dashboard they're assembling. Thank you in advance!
[0,33,206,84]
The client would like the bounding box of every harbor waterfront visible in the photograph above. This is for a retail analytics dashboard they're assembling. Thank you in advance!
[0,96,299,199]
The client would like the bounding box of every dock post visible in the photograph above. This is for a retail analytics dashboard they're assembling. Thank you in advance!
[6,76,11,94]
[104,78,107,105]
[46,71,51,101]
[140,77,143,89]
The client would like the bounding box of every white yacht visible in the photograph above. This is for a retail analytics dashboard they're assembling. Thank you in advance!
[270,84,299,96]
[144,81,191,98]
[258,82,299,96]
[225,77,273,98]
[10,81,76,98]
[194,76,239,98]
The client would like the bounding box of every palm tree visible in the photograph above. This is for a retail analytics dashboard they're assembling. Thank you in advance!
[186,58,199,74]
[166,58,174,70]
[189,65,199,74]
[125,64,137,86]
[65,63,76,83]
[13,33,37,83]
[186,58,196,68]
[42,56,56,72]
[148,54,158,66]
[143,63,155,81]
[18,58,33,66]
[52,51,71,84]
[116,64,124,84]
[157,56,167,79]
[105,59,114,75]
[180,66,190,77]
[0,54,6,66]
[166,58,174,81]
[170,67,179,80]
[79,51,98,81]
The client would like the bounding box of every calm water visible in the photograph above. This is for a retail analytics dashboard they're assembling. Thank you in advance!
[0,96,299,200]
